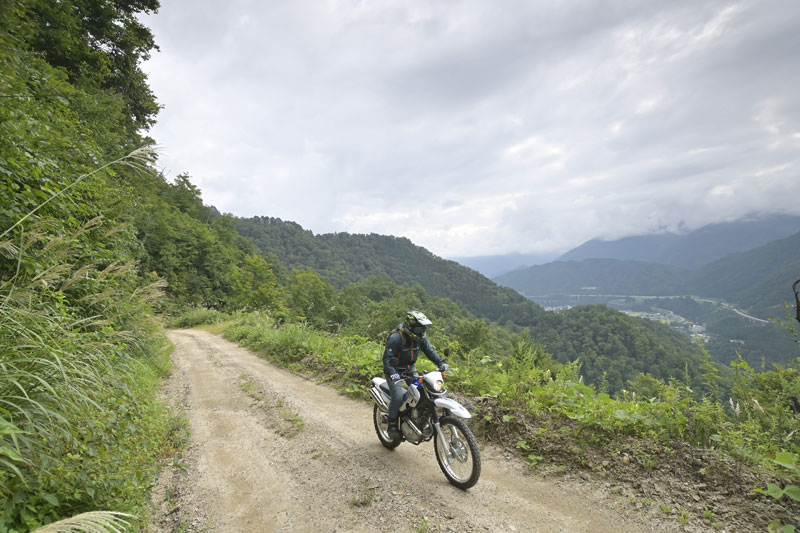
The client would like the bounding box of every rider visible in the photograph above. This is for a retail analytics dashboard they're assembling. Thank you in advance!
[383,310,449,441]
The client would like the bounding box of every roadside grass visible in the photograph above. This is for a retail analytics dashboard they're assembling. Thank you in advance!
[199,320,237,335]
[165,307,232,329]
[0,220,187,532]
[220,311,800,530]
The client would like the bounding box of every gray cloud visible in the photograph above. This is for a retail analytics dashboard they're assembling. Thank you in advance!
[142,0,800,258]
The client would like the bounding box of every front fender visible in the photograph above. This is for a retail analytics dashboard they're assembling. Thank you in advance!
[433,397,471,419]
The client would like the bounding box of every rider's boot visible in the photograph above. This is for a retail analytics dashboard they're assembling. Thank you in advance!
[387,417,401,441]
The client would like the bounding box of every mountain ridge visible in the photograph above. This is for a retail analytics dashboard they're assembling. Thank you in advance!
[557,214,800,270]
[493,229,800,320]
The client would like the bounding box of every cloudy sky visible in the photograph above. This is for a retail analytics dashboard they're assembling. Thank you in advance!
[141,0,800,259]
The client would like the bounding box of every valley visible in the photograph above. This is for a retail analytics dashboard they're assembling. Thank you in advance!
[491,223,800,371]
[520,291,796,369]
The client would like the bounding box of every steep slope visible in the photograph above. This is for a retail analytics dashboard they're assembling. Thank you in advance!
[236,216,546,326]
[692,230,800,318]
[559,215,800,269]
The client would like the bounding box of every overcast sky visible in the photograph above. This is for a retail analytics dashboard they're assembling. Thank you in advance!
[141,0,800,259]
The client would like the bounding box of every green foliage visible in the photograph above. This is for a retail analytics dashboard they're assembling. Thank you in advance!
[0,3,185,528]
[0,220,181,531]
[537,305,703,393]
[287,268,335,328]
[234,218,707,395]
[756,451,800,531]
[166,307,231,329]
[756,451,800,502]
[18,0,161,131]
[130,173,289,312]
[225,314,382,396]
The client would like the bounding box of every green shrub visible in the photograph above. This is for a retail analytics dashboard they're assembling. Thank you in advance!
[166,307,230,328]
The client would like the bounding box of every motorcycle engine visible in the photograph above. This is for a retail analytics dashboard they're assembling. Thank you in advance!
[401,417,423,444]
[415,412,433,439]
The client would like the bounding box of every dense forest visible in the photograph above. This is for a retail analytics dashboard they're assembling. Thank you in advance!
[2,0,799,529]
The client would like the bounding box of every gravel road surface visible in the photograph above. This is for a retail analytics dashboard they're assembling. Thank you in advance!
[148,329,667,532]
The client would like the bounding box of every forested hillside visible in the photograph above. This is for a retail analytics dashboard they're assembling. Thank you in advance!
[236,216,546,322]
[0,1,175,529]
[235,216,704,392]
[495,232,800,321]
[691,231,800,318]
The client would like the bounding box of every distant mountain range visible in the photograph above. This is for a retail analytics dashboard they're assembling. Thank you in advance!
[456,214,800,278]
[690,230,800,318]
[449,253,558,278]
[558,214,800,270]
[495,259,690,297]
[494,217,800,320]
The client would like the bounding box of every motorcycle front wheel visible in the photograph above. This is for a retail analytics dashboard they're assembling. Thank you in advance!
[373,404,400,449]
[434,416,481,489]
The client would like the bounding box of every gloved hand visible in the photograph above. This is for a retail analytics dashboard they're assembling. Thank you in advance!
[439,363,450,372]
[390,373,401,383]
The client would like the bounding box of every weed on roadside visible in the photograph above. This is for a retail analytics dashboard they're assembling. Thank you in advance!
[349,478,377,507]
[414,517,442,532]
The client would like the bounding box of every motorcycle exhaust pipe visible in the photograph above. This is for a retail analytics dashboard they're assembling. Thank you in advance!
[370,387,389,412]
[402,418,423,443]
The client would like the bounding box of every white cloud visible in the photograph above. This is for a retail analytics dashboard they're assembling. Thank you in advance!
[142,0,800,258]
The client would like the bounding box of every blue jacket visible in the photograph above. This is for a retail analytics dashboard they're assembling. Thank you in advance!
[383,325,444,376]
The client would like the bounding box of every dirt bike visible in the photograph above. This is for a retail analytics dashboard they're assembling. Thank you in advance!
[370,350,481,489]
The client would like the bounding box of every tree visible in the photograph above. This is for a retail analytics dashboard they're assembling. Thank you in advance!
[20,0,161,130]
[230,254,284,311]
[287,268,335,328]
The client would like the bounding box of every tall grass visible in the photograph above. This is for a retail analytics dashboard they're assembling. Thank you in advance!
[32,511,133,533]
[0,215,178,531]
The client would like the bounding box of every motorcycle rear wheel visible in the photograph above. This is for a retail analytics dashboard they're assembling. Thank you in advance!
[434,416,481,489]
[373,404,401,449]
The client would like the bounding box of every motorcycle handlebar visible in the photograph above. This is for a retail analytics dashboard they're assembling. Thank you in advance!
[388,355,450,380]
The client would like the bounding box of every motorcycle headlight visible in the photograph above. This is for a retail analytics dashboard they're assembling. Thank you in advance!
[433,379,444,392]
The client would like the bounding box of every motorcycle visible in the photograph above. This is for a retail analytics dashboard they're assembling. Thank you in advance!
[370,349,481,489]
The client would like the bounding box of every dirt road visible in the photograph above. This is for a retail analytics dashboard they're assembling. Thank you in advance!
[148,329,664,532]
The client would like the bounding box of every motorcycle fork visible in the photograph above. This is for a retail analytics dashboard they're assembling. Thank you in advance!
[429,409,451,455]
